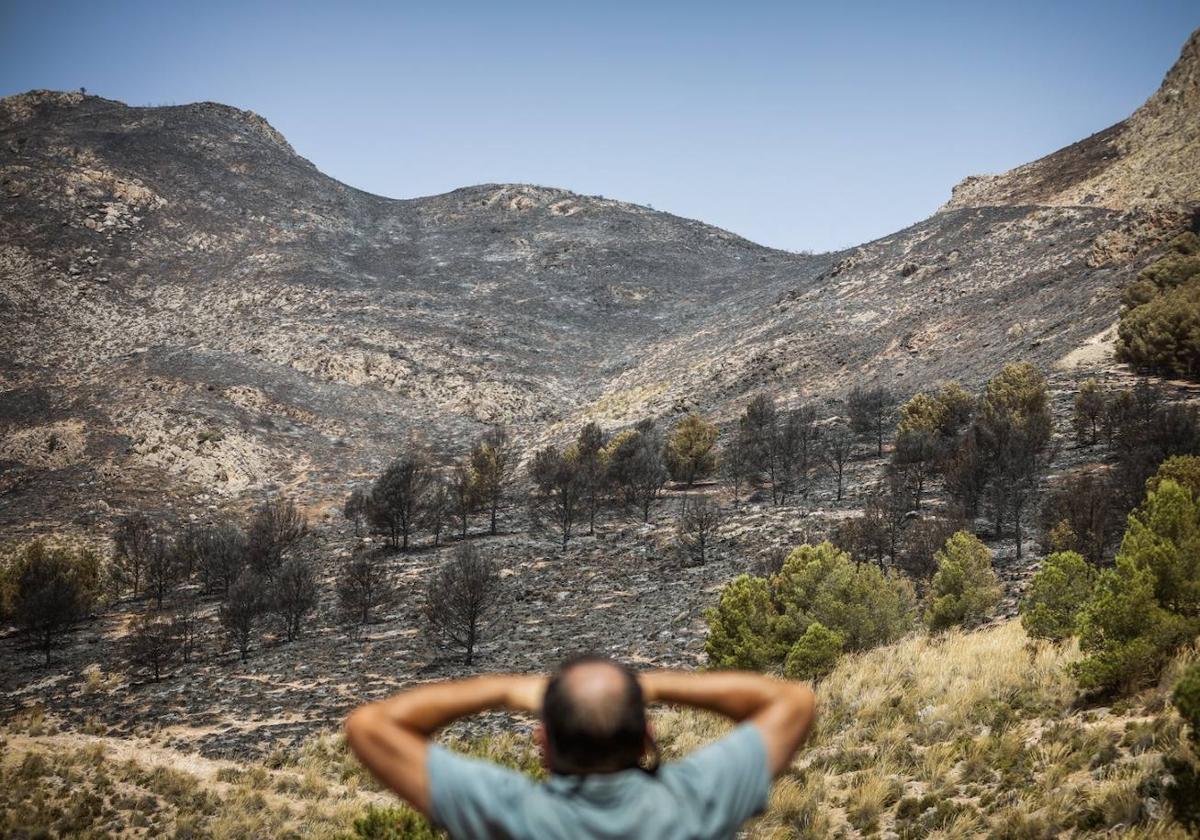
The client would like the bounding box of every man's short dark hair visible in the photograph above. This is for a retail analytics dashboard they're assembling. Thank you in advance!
[541,654,650,775]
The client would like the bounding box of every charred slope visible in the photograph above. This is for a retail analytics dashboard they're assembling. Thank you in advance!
[1,28,1199,529]
[0,90,823,529]
[942,29,1200,213]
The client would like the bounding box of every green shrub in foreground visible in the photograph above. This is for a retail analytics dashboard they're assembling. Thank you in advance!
[337,805,444,840]
[1071,480,1200,694]
[1020,551,1094,642]
[783,622,844,682]
[1167,663,1200,829]
[705,574,781,670]
[706,542,914,671]
[925,531,1001,632]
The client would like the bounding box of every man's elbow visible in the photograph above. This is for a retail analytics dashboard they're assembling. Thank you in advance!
[784,682,817,727]
[344,704,381,752]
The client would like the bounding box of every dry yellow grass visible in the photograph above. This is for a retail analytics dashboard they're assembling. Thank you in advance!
[3,620,1196,838]
[661,620,1195,838]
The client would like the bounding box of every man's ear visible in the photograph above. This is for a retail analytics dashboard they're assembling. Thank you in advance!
[535,723,552,772]
[642,721,661,772]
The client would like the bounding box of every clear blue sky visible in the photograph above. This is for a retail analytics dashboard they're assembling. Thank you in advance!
[1,1,1197,252]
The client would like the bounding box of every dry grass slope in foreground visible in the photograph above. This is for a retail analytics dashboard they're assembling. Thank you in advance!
[3,620,1197,839]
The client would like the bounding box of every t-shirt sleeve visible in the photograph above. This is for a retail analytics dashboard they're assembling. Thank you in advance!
[426,744,536,839]
[660,722,772,833]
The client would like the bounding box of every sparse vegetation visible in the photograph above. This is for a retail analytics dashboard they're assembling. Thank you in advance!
[8,353,1200,836]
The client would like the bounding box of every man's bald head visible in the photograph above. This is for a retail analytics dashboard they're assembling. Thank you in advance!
[541,655,648,775]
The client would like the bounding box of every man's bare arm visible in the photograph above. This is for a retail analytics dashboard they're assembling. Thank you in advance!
[641,670,815,776]
[344,674,547,816]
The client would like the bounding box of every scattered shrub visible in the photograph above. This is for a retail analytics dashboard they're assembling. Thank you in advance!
[704,574,780,670]
[665,412,718,486]
[337,804,445,839]
[925,531,1001,631]
[707,542,914,671]
[1020,551,1095,642]
[783,622,844,682]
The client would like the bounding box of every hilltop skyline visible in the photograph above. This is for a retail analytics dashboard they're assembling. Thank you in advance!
[1,1,1197,251]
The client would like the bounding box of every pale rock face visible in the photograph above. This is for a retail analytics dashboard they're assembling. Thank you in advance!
[1,30,1198,532]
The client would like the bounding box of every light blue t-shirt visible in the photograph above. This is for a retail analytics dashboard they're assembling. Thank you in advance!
[427,722,771,840]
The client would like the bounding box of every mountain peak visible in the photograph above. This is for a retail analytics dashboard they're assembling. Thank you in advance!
[941,27,1200,213]
[0,89,296,157]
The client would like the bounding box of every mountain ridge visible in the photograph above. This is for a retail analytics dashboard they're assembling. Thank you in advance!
[2,30,1198,533]
[942,28,1200,214]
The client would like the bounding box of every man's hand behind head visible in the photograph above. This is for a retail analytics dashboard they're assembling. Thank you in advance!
[503,674,549,714]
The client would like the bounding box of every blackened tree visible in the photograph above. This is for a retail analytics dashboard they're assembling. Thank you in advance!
[220,570,265,662]
[113,513,154,598]
[942,433,989,520]
[144,535,179,609]
[574,422,608,535]
[847,385,898,456]
[529,445,584,547]
[836,475,909,568]
[370,452,432,550]
[126,611,180,683]
[343,488,370,537]
[9,540,95,665]
[272,556,318,642]
[193,523,247,596]
[739,394,780,503]
[470,427,516,536]
[173,595,203,665]
[606,420,669,522]
[336,550,395,633]
[820,421,856,501]
[448,461,476,539]
[975,363,1054,554]
[1040,470,1120,568]
[247,496,307,580]
[1073,379,1106,447]
[424,543,502,665]
[899,515,965,583]
[422,477,454,548]
[721,431,753,507]
[676,495,722,565]
[774,407,818,503]
[891,428,938,510]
